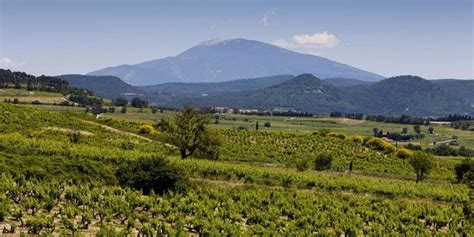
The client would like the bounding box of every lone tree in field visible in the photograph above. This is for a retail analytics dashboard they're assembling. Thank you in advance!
[413,125,421,134]
[156,107,218,159]
[410,152,433,183]
[428,127,434,134]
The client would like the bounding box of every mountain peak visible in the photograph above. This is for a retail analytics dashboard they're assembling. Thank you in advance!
[88,38,384,85]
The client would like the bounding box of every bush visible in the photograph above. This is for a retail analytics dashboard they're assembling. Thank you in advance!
[365,137,396,153]
[295,158,312,171]
[347,135,364,144]
[454,159,474,183]
[396,148,413,160]
[314,129,330,136]
[114,97,128,107]
[0,194,9,222]
[263,122,271,128]
[193,130,221,160]
[404,143,422,151]
[314,153,333,171]
[116,157,188,195]
[426,143,458,156]
[328,132,346,140]
[69,131,81,144]
[138,124,156,134]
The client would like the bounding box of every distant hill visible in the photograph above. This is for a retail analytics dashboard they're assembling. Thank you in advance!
[345,76,472,116]
[432,79,474,105]
[174,74,352,113]
[163,74,473,116]
[323,78,373,87]
[88,38,384,85]
[59,74,145,100]
[140,75,293,96]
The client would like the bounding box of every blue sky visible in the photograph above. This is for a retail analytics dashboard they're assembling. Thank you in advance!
[0,0,472,79]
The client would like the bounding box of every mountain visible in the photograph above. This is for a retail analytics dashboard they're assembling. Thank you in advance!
[58,74,145,99]
[432,79,474,105]
[140,74,293,96]
[88,38,384,86]
[163,74,473,116]
[323,78,373,87]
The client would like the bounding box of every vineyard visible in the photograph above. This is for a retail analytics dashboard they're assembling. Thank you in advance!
[0,102,472,235]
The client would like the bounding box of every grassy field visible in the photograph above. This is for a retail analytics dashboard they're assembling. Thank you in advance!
[88,107,474,149]
[0,88,66,104]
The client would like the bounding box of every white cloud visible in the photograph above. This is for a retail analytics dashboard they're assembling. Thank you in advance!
[273,32,340,52]
[0,57,25,69]
[259,8,277,27]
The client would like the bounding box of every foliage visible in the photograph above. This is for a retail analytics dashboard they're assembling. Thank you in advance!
[116,157,188,195]
[410,152,434,183]
[396,148,413,160]
[131,97,148,108]
[314,153,333,171]
[454,159,474,183]
[364,137,396,154]
[155,108,216,159]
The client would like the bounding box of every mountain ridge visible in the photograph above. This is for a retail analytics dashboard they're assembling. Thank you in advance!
[88,38,384,85]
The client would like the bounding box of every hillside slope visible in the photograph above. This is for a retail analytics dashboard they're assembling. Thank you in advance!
[88,38,384,85]
[59,74,145,99]
[140,74,293,96]
[170,74,473,116]
[346,76,473,116]
[433,79,474,105]
[187,74,352,113]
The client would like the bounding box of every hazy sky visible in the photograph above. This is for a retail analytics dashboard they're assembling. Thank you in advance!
[1,0,472,79]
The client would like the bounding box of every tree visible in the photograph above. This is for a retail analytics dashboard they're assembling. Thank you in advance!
[155,107,216,159]
[410,152,433,183]
[116,157,188,195]
[264,122,271,128]
[428,127,434,134]
[402,128,408,134]
[121,106,127,113]
[131,97,148,108]
[372,128,379,136]
[14,81,21,89]
[314,153,333,171]
[114,97,128,106]
[413,125,421,134]
[26,82,34,91]
[454,159,474,183]
[256,121,259,130]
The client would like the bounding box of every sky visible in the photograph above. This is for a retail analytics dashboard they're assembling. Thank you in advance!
[0,0,473,79]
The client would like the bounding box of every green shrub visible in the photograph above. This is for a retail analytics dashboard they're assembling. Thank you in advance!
[454,159,474,183]
[138,124,156,134]
[328,132,346,140]
[365,137,396,154]
[396,148,413,160]
[314,153,333,171]
[347,135,364,144]
[116,157,188,195]
[295,158,312,171]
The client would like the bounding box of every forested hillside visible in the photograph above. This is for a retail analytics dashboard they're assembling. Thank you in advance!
[176,74,473,116]
[59,74,145,99]
[141,74,293,96]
